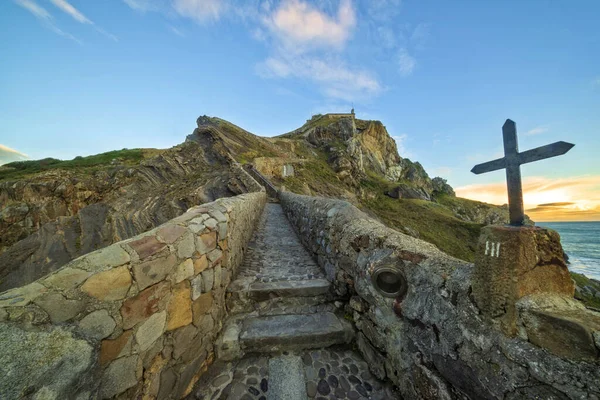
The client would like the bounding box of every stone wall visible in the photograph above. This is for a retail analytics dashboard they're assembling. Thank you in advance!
[279,191,600,399]
[0,191,267,400]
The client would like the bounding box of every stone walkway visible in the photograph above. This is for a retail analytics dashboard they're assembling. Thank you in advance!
[187,204,400,400]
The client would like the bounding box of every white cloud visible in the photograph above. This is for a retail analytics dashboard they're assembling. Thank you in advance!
[0,144,30,165]
[262,0,356,50]
[14,0,81,43]
[398,48,416,76]
[525,126,548,136]
[258,54,382,101]
[168,25,186,37]
[49,0,92,24]
[392,134,415,159]
[172,0,223,23]
[123,0,164,12]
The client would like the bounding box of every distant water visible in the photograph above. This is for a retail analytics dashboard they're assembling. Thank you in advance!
[539,222,600,281]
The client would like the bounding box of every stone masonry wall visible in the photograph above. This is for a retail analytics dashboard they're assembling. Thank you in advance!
[280,191,600,400]
[0,191,267,400]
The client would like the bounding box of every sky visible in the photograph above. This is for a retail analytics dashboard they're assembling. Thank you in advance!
[1,0,599,221]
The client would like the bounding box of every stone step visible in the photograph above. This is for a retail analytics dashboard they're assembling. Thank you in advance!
[268,355,307,400]
[244,279,331,301]
[239,312,353,353]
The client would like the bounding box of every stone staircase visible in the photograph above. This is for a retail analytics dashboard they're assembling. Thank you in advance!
[187,204,399,400]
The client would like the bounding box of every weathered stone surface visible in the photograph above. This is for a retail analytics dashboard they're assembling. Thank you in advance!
[356,333,386,380]
[207,248,223,265]
[194,254,209,274]
[81,265,132,301]
[521,309,600,361]
[240,312,352,352]
[121,281,170,329]
[167,281,193,330]
[133,254,177,290]
[84,245,130,271]
[100,330,133,365]
[0,282,47,307]
[472,225,574,335]
[174,258,194,283]
[201,268,214,293]
[100,355,139,399]
[158,367,178,400]
[191,274,203,300]
[157,224,186,244]
[192,292,213,323]
[34,292,85,323]
[218,222,227,240]
[128,235,166,260]
[213,264,222,290]
[209,209,227,223]
[178,232,196,259]
[79,309,116,340]
[196,232,217,254]
[0,323,95,399]
[204,218,218,229]
[43,267,92,290]
[173,324,199,360]
[136,311,166,351]
[268,355,307,400]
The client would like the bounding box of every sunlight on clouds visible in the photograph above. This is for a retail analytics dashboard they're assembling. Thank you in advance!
[263,0,356,49]
[0,144,29,165]
[455,176,600,221]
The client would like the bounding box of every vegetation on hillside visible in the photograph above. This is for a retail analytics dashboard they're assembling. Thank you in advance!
[0,149,161,182]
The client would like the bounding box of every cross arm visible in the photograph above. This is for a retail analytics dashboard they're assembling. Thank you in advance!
[471,157,506,174]
[517,141,575,165]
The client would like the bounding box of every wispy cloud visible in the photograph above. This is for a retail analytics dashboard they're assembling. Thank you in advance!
[173,0,224,23]
[168,25,186,37]
[392,134,416,159]
[525,125,549,136]
[258,54,382,101]
[0,144,30,165]
[455,175,600,221]
[14,0,81,43]
[123,0,163,12]
[49,0,118,41]
[398,48,416,76]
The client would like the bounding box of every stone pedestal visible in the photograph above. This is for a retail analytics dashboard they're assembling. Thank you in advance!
[472,225,574,336]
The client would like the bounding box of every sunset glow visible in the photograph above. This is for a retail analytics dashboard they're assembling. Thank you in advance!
[455,176,600,222]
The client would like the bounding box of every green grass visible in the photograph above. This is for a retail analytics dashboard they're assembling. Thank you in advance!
[571,272,600,309]
[359,176,482,261]
[0,149,149,181]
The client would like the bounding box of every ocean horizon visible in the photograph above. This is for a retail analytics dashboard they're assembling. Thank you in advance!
[538,221,600,281]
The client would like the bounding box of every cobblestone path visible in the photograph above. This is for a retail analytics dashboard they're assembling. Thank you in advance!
[188,204,399,400]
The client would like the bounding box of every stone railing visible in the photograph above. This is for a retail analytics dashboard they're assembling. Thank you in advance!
[280,191,600,399]
[0,191,267,400]
[244,165,278,199]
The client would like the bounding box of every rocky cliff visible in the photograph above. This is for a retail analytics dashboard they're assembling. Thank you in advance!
[0,113,516,291]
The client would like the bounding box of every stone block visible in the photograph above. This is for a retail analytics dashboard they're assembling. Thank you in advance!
[177,233,196,259]
[128,236,166,260]
[213,264,222,290]
[472,226,574,335]
[100,330,133,365]
[218,239,228,251]
[356,332,387,380]
[157,367,178,400]
[79,310,116,340]
[191,275,203,301]
[194,255,209,274]
[100,355,139,399]
[135,311,166,352]
[172,324,199,361]
[192,292,213,324]
[174,259,194,283]
[196,232,217,254]
[201,269,214,293]
[209,209,227,223]
[0,282,47,308]
[34,293,85,323]
[121,281,170,329]
[521,309,600,361]
[167,281,193,331]
[84,245,130,271]
[82,266,132,301]
[204,218,218,229]
[44,268,92,290]
[218,222,228,240]
[0,323,94,400]
[157,224,186,244]
[132,254,177,290]
[207,248,223,265]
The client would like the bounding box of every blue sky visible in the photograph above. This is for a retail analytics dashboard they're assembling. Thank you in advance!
[1,0,599,218]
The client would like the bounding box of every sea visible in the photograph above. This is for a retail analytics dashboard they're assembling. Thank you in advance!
[538,222,600,281]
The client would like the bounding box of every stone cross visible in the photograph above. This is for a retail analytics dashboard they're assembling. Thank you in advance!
[471,119,574,226]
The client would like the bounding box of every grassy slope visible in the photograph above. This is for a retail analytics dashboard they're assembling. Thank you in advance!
[0,149,163,182]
